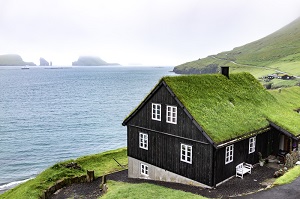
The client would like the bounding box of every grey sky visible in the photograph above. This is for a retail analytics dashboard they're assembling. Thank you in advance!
[0,0,300,66]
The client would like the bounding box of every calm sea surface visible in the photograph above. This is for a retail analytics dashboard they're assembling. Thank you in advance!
[0,66,175,193]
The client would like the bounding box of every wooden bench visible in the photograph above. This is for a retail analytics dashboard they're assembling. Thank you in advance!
[236,163,253,179]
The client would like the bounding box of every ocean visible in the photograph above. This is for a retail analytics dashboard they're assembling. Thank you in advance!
[0,66,175,193]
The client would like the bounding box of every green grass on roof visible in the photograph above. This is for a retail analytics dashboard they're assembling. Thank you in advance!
[163,73,300,144]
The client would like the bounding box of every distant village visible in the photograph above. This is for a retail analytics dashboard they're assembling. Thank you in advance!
[264,73,295,80]
[259,72,298,89]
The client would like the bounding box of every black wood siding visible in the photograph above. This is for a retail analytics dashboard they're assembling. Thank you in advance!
[215,130,280,184]
[126,82,283,186]
[127,84,210,143]
[127,125,214,186]
[126,83,214,186]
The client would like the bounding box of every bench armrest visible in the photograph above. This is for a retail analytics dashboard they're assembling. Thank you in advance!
[244,163,253,169]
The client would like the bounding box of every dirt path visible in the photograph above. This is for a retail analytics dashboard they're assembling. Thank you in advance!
[210,55,287,74]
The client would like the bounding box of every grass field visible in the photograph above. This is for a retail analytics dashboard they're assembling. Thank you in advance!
[101,181,207,199]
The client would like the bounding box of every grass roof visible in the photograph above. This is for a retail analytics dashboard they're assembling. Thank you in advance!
[163,73,300,144]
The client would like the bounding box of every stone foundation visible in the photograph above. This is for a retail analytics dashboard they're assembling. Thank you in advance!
[128,156,211,188]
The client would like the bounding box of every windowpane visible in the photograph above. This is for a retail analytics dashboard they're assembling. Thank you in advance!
[152,103,161,121]
[180,144,192,164]
[139,132,148,150]
[249,137,256,154]
[166,105,177,124]
[225,145,234,164]
[141,164,149,176]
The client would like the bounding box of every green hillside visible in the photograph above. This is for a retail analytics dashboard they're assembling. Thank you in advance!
[174,17,300,79]
[0,54,36,66]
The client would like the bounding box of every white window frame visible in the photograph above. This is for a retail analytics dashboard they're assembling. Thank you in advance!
[180,144,192,164]
[139,132,148,150]
[140,163,149,176]
[166,105,177,124]
[249,136,256,154]
[225,145,234,164]
[152,103,161,121]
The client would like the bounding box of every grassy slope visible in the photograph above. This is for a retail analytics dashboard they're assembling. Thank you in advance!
[174,17,300,77]
[266,87,300,134]
[0,148,128,199]
[1,148,206,199]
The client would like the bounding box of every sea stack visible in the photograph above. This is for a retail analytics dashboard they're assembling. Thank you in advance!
[40,57,49,66]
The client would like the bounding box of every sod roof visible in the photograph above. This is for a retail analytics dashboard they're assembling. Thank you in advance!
[163,73,300,144]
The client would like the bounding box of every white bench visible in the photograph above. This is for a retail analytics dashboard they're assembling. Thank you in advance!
[236,163,253,179]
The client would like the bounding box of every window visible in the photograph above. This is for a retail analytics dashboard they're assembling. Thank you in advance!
[225,145,234,164]
[249,137,256,154]
[152,103,161,121]
[140,163,149,176]
[166,105,177,124]
[180,144,192,164]
[139,132,148,150]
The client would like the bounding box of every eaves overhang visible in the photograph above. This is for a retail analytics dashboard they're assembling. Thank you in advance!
[215,126,270,149]
[268,120,299,140]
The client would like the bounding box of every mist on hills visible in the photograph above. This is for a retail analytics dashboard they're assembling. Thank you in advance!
[174,17,300,76]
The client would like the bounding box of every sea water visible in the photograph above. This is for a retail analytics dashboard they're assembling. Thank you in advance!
[0,66,175,193]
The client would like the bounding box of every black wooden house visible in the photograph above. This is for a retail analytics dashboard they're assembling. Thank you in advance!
[122,68,300,188]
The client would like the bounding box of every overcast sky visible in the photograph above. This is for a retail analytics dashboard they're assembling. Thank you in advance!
[0,0,300,66]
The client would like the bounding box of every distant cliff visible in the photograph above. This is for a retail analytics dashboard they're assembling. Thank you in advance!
[40,57,49,66]
[72,56,119,66]
[0,54,36,66]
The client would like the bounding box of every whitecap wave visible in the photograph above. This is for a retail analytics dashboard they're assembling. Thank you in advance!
[0,178,33,193]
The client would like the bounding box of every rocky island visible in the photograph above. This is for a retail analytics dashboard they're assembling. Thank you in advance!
[40,57,50,66]
[72,56,119,66]
[0,54,36,66]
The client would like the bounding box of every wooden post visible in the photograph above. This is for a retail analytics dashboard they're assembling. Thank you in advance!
[102,175,107,184]
[102,184,108,193]
[100,175,107,190]
[87,170,94,182]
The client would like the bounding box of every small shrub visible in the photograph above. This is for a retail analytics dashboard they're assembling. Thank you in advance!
[274,169,286,178]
